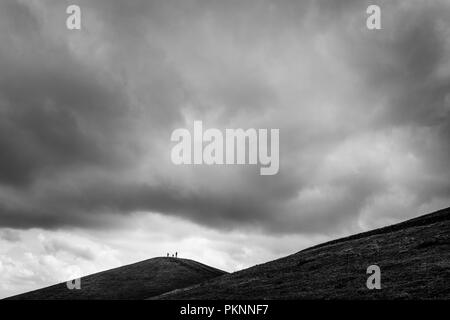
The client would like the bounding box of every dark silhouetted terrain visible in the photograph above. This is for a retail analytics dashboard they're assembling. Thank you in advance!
[153,207,450,299]
[6,257,226,300]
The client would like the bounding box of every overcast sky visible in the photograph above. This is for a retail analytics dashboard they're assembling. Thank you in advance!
[1,0,450,298]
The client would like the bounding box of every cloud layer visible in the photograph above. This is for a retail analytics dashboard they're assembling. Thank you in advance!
[0,1,450,297]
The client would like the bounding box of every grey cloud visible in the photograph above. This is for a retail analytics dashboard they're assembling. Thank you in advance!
[42,238,95,261]
[0,0,449,238]
[0,1,136,187]
[335,1,450,205]
[344,1,450,128]
[0,229,21,242]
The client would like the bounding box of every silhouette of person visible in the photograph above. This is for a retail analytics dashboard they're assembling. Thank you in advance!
[167,253,169,257]
[175,252,178,258]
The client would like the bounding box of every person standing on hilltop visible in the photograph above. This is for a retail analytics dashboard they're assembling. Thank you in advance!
[175,252,178,258]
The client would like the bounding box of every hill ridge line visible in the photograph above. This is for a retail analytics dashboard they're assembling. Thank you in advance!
[300,206,450,254]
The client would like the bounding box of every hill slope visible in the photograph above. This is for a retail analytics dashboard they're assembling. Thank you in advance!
[154,207,450,299]
[6,257,226,300]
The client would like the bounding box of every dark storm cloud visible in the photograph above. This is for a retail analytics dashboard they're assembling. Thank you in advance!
[337,0,450,205]
[0,1,137,187]
[0,0,449,236]
[341,1,450,129]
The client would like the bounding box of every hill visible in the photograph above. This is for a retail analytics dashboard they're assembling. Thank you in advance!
[153,207,450,299]
[6,257,227,300]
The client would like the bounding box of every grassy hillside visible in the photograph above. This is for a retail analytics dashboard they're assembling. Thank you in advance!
[154,207,450,299]
[6,257,227,300]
